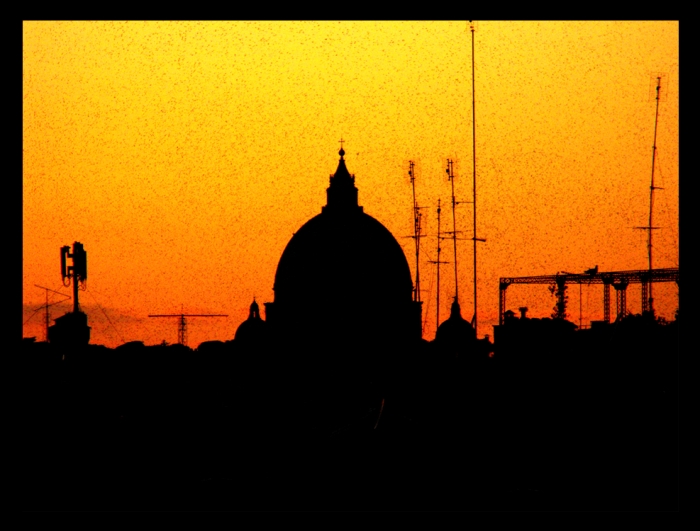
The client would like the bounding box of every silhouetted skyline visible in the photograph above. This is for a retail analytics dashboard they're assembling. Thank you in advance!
[23,22,678,347]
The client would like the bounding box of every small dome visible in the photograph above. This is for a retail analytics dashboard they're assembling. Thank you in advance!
[234,299,267,346]
[435,301,476,353]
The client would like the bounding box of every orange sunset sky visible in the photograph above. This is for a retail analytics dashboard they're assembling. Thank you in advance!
[23,21,679,348]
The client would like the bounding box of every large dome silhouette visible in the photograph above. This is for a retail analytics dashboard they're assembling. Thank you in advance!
[266,149,421,350]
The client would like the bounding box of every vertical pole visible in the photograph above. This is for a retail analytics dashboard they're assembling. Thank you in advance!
[647,76,661,315]
[417,208,421,304]
[447,160,459,303]
[72,245,79,314]
[179,314,186,346]
[470,20,478,337]
[499,282,507,326]
[45,289,49,342]
[614,282,628,321]
[556,278,567,320]
[409,161,420,303]
[436,199,441,332]
[603,283,610,324]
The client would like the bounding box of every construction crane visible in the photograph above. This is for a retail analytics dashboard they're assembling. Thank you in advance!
[498,267,679,326]
[148,312,228,347]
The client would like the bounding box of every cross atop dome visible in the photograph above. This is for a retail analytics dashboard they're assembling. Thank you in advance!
[323,144,362,214]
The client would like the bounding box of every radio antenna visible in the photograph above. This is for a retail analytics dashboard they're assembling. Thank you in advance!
[634,75,664,315]
[408,161,423,303]
[469,20,487,335]
[429,199,450,337]
[446,159,459,304]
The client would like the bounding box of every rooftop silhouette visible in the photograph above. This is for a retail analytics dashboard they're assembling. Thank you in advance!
[22,148,678,512]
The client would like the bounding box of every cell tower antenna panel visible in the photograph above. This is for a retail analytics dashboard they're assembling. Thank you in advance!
[60,242,87,314]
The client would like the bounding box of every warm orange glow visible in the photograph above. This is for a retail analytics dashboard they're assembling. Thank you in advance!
[23,22,679,347]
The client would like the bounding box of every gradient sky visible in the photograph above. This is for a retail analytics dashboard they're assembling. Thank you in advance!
[23,21,679,347]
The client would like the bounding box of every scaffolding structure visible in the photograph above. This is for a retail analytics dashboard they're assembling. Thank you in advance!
[498,267,679,326]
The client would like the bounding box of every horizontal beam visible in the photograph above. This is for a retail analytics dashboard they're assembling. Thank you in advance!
[148,314,228,318]
[500,268,678,288]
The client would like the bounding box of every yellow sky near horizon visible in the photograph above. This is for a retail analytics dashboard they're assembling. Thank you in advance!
[23,21,679,347]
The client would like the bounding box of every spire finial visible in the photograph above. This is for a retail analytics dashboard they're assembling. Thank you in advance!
[339,138,346,158]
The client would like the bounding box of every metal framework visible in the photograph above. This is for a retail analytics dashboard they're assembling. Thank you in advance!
[33,284,71,342]
[498,267,679,326]
[407,161,426,305]
[148,313,228,346]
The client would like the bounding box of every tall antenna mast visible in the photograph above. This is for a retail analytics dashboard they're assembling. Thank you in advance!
[429,199,450,336]
[635,75,664,315]
[647,76,662,314]
[409,161,421,303]
[469,20,486,336]
[446,159,459,303]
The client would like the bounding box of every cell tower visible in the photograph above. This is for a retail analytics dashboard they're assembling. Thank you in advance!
[48,241,90,345]
[61,242,87,313]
